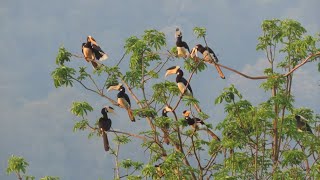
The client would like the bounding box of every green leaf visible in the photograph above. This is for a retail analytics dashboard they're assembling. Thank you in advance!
[142,29,166,50]
[182,95,199,106]
[282,150,307,167]
[73,119,89,132]
[51,66,76,88]
[113,135,131,145]
[55,46,72,66]
[70,101,93,117]
[6,155,29,175]
[40,176,60,180]
[193,27,207,38]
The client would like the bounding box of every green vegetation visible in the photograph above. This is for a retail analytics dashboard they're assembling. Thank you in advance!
[7,19,320,179]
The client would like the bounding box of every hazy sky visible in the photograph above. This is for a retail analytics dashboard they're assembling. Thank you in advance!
[1,0,319,179]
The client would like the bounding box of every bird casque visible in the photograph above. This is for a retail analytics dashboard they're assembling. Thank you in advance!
[182,110,220,141]
[191,44,225,79]
[107,84,135,122]
[165,66,201,112]
[175,28,190,58]
[99,106,114,151]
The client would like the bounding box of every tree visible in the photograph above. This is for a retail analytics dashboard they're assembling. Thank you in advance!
[19,18,318,180]
[6,155,59,180]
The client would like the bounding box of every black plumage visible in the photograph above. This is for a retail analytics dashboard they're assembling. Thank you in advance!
[176,36,191,53]
[108,84,135,122]
[99,106,113,151]
[195,44,219,63]
[118,86,131,106]
[182,110,220,141]
[193,44,225,79]
[295,115,313,134]
[176,68,193,96]
[87,36,108,61]
[165,66,201,112]
[175,28,190,58]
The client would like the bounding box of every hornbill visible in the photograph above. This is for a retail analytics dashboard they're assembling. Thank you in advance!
[295,115,313,134]
[165,66,201,112]
[99,106,114,151]
[175,28,190,58]
[191,44,225,79]
[81,36,108,69]
[161,106,172,145]
[107,84,135,122]
[82,42,102,69]
[182,110,220,141]
[87,35,108,61]
[154,163,164,179]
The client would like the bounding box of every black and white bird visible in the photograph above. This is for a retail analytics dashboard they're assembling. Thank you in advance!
[81,35,108,69]
[99,106,114,152]
[295,115,313,134]
[165,66,201,112]
[107,84,135,122]
[175,28,190,58]
[161,106,172,145]
[165,66,193,96]
[191,44,225,79]
[87,36,108,61]
[182,110,220,141]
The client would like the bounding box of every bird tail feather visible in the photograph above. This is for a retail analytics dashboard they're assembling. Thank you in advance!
[99,53,108,61]
[102,131,110,152]
[162,128,170,145]
[193,103,202,113]
[206,129,220,141]
[213,63,225,79]
[127,108,135,122]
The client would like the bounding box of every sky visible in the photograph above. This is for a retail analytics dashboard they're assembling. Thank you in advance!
[0,0,319,179]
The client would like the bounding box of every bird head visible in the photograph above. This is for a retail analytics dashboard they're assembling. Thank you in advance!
[87,35,96,43]
[107,83,123,92]
[165,66,180,77]
[182,110,191,117]
[162,106,173,115]
[195,44,203,50]
[175,28,182,38]
[105,106,115,113]
[295,114,308,122]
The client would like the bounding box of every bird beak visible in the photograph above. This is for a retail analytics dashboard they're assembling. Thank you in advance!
[107,84,122,92]
[164,106,173,112]
[105,106,115,114]
[190,48,198,58]
[165,66,180,77]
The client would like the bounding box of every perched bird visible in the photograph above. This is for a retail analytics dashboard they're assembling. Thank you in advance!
[175,28,190,58]
[107,84,135,122]
[154,163,164,179]
[192,44,225,79]
[161,106,172,145]
[87,36,108,61]
[99,106,114,151]
[182,110,220,141]
[295,115,313,134]
[81,35,108,70]
[82,42,102,69]
[165,66,201,112]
